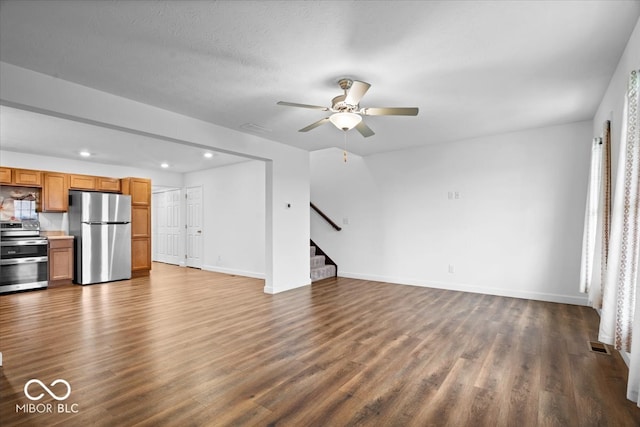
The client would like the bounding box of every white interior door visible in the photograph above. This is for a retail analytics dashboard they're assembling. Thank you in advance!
[186,186,203,269]
[153,189,183,265]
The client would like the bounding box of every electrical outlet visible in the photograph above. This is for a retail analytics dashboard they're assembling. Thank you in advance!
[448,264,454,274]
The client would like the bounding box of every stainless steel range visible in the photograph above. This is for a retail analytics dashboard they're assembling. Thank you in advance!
[0,220,48,294]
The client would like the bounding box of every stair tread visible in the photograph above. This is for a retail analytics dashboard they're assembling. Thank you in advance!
[311,264,336,282]
[310,242,335,281]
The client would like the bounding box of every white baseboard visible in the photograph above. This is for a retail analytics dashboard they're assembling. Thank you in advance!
[196,264,589,305]
[264,280,311,295]
[201,264,265,280]
[198,264,312,295]
[338,271,589,306]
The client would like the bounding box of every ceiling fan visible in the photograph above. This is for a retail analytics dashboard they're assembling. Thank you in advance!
[277,79,419,138]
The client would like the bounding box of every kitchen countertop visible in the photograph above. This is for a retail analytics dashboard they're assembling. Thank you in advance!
[40,231,73,240]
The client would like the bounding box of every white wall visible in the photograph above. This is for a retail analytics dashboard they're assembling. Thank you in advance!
[311,121,592,305]
[0,62,311,294]
[184,160,265,278]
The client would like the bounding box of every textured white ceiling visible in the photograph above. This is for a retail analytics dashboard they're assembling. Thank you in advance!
[0,106,249,173]
[0,0,639,170]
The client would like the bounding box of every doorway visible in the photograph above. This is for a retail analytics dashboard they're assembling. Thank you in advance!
[152,189,183,266]
[151,186,203,268]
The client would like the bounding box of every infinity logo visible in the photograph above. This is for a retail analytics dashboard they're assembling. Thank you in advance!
[24,379,71,401]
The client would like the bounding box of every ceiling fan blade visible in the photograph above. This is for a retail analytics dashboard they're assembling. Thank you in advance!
[355,121,375,138]
[344,80,371,105]
[299,117,330,132]
[362,107,419,116]
[277,101,329,111]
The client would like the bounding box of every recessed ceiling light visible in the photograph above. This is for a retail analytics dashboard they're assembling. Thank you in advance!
[161,162,169,168]
[79,151,91,157]
[204,152,213,158]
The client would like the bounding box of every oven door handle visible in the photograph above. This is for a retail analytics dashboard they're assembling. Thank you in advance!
[0,256,48,265]
[0,239,48,246]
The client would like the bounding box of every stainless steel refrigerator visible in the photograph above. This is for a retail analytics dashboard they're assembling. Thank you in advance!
[68,191,132,285]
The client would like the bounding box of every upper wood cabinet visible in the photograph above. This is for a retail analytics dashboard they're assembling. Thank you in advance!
[41,172,69,212]
[14,169,43,186]
[0,167,12,184]
[69,174,121,193]
[0,167,42,187]
[121,177,151,205]
[97,177,121,193]
[69,174,96,190]
[2,167,132,214]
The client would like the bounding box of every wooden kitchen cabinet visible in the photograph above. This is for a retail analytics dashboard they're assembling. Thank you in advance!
[97,177,121,192]
[0,167,42,187]
[131,205,150,238]
[14,169,42,186]
[131,237,151,271]
[0,167,12,184]
[48,237,74,286]
[121,177,152,277]
[69,174,121,193]
[42,172,69,212]
[69,174,96,190]
[122,177,151,205]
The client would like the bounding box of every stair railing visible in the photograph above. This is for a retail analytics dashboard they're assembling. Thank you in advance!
[310,202,342,231]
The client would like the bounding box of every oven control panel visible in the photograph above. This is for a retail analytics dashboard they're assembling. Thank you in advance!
[0,220,41,238]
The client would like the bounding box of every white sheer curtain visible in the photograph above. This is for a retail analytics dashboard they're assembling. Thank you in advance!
[596,69,640,405]
[579,117,612,309]
[579,136,604,305]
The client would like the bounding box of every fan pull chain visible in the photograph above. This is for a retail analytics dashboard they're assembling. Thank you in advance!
[343,131,348,163]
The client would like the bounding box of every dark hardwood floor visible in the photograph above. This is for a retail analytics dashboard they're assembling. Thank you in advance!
[1,262,639,426]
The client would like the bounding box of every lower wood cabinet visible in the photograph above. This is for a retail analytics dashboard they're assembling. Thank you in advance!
[48,237,74,286]
[132,237,151,272]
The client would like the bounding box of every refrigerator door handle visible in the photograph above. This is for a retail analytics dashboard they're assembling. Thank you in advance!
[84,222,131,225]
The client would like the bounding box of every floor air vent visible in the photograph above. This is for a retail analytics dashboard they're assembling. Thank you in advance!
[588,341,611,355]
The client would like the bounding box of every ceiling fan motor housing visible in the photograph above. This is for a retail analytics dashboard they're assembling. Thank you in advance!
[331,94,358,113]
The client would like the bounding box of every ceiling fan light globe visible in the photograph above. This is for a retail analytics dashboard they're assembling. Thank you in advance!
[329,112,362,131]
